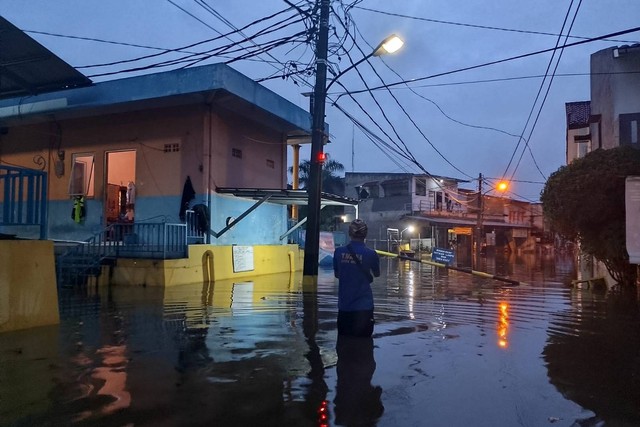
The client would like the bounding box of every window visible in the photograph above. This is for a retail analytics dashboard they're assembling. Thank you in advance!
[576,141,590,158]
[415,179,426,196]
[232,148,243,159]
[164,143,180,152]
[365,184,379,198]
[69,154,95,197]
[381,179,408,196]
[620,113,640,146]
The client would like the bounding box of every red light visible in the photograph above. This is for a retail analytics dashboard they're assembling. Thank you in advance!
[317,152,326,163]
[317,400,330,425]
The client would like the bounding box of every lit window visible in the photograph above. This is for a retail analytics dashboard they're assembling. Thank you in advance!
[69,154,95,197]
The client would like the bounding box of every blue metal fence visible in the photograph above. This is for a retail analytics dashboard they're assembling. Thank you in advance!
[0,165,48,239]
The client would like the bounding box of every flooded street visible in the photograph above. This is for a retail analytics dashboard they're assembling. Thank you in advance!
[2,252,640,427]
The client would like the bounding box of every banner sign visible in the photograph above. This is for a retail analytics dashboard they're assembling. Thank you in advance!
[431,247,455,265]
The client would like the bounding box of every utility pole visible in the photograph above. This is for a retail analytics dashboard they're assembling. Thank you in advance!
[302,0,330,282]
[475,172,483,263]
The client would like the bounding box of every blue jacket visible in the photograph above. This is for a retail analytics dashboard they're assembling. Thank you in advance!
[333,241,380,311]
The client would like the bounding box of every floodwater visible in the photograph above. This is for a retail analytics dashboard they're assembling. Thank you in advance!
[2,252,640,427]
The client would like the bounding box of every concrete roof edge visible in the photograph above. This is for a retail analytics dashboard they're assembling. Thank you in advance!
[0,63,312,132]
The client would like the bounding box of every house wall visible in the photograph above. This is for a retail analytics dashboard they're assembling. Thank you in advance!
[0,104,290,244]
[104,244,302,286]
[209,111,286,189]
[591,46,640,149]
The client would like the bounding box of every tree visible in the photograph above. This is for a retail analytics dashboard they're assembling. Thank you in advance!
[289,158,346,230]
[541,146,640,286]
[290,158,345,194]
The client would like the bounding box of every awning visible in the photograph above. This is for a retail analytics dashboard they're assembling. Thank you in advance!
[0,16,91,99]
[215,188,359,207]
[405,215,530,229]
[214,188,359,241]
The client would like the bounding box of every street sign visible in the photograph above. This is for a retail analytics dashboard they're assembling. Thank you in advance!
[432,247,455,265]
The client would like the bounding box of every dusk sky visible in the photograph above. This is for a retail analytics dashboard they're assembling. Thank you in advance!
[2,0,639,201]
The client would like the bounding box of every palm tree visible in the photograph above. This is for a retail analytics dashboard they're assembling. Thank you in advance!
[289,158,346,230]
[289,158,345,194]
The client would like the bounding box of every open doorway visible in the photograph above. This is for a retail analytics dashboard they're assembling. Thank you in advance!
[105,150,136,227]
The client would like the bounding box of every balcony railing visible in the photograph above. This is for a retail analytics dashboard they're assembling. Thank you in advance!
[0,165,47,239]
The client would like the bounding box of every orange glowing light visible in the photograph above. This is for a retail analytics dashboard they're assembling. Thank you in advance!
[497,181,508,192]
[497,301,510,349]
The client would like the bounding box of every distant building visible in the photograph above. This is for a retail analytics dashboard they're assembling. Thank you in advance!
[344,172,541,256]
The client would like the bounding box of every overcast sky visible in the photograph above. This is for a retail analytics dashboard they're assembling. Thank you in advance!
[2,0,639,200]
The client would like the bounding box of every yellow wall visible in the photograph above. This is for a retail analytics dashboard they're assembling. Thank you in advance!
[108,244,304,287]
[0,241,60,333]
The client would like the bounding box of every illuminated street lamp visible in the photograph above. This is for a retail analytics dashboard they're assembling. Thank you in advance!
[497,181,508,192]
[325,34,404,92]
[475,174,509,264]
[302,3,404,282]
[400,225,415,242]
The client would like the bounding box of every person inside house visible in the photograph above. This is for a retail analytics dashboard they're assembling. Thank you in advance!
[333,219,380,337]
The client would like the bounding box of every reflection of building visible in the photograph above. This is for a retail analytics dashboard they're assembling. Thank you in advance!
[565,44,640,283]
[344,172,543,254]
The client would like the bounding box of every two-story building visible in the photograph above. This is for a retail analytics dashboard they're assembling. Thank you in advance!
[344,172,539,257]
[565,44,640,284]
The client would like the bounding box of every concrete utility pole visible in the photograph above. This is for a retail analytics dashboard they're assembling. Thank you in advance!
[302,0,330,282]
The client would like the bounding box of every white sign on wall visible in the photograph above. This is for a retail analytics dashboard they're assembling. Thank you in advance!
[232,245,254,272]
[625,177,640,264]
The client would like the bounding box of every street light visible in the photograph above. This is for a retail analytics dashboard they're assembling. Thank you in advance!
[475,174,509,263]
[302,1,404,283]
[325,34,404,92]
[400,225,415,241]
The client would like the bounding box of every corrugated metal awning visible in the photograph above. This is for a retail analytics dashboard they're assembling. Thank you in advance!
[216,188,359,206]
[0,16,92,99]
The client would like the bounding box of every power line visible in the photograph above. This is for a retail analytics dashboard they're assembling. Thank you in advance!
[85,18,308,78]
[502,0,580,182]
[335,26,640,98]
[329,11,464,181]
[354,5,639,45]
[78,3,303,69]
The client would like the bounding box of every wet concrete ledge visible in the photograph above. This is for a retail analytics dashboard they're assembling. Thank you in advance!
[0,240,60,332]
[102,244,304,287]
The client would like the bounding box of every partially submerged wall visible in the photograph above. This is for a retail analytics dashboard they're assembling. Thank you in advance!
[0,240,59,333]
[108,244,303,287]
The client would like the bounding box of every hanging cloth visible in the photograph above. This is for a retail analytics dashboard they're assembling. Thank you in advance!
[179,176,196,221]
[71,196,86,223]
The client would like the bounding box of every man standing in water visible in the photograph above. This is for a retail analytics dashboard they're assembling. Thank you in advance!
[333,219,380,337]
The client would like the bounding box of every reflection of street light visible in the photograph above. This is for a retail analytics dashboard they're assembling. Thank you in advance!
[303,5,404,281]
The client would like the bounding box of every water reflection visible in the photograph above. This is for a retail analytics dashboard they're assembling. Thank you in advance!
[543,287,640,425]
[2,252,640,426]
[498,302,509,349]
[334,335,383,426]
